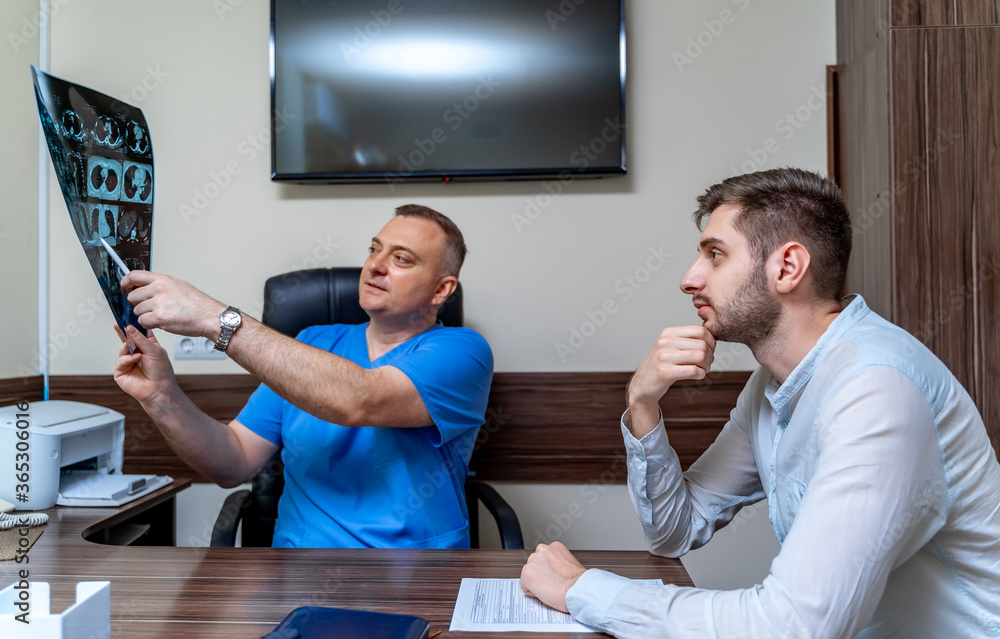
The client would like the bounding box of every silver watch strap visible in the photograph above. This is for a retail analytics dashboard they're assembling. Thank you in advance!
[214,306,241,353]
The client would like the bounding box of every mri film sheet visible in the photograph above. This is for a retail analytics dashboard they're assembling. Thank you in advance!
[32,66,153,334]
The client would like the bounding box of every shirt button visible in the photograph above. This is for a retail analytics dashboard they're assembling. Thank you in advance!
[637,455,646,463]
[779,421,788,429]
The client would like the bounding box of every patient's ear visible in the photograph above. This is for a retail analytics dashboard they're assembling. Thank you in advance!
[773,242,810,294]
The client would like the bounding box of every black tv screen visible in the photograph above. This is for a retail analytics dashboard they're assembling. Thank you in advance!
[270,0,626,184]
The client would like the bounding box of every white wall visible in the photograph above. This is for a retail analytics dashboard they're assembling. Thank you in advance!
[0,0,40,379]
[8,0,834,590]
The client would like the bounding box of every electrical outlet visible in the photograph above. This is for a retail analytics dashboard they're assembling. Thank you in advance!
[173,336,226,360]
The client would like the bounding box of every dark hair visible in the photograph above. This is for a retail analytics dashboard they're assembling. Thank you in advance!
[394,204,467,277]
[693,168,852,300]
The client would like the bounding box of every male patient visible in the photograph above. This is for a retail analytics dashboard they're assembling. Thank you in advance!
[521,169,1000,637]
[114,204,494,548]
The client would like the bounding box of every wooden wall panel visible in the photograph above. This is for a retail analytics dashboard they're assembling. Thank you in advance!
[893,0,955,26]
[892,0,1000,26]
[46,372,751,483]
[838,0,890,65]
[890,31,932,334]
[838,0,895,317]
[965,28,1000,453]
[469,372,749,483]
[922,29,982,392]
[891,27,1000,454]
[48,374,260,480]
[0,375,44,407]
[892,29,972,382]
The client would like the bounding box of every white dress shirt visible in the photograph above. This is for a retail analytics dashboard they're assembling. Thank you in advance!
[567,295,1000,638]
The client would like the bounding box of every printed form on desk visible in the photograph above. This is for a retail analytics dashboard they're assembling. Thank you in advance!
[449,577,662,633]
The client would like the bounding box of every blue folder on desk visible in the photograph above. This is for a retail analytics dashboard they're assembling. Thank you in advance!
[262,606,430,639]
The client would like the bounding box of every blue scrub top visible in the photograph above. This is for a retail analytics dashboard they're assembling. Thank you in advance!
[237,323,494,548]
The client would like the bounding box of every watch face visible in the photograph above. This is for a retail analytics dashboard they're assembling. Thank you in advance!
[222,309,241,326]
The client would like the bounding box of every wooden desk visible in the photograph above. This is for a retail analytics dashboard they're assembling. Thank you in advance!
[1,481,693,638]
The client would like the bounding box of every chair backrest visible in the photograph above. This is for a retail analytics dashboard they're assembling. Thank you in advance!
[242,267,463,546]
[262,267,463,337]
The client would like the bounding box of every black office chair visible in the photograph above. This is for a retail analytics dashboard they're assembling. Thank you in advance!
[210,267,523,549]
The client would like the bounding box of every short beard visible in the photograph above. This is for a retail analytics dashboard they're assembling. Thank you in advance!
[708,265,782,351]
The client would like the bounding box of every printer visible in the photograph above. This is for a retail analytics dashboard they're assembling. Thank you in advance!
[0,401,170,511]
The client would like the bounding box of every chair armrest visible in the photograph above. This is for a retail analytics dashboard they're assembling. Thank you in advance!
[466,479,524,550]
[211,489,251,547]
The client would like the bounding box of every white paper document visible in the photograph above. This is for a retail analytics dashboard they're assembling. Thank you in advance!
[449,577,662,633]
[57,473,173,507]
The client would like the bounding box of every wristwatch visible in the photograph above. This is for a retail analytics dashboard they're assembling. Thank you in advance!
[214,306,242,353]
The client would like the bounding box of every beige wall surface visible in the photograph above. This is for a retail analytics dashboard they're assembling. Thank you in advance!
[33,0,834,375]
[0,0,40,379]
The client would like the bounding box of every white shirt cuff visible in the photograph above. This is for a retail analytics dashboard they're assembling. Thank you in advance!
[621,408,674,469]
[566,568,635,630]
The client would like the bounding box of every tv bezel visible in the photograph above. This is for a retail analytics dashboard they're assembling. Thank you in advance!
[268,0,627,184]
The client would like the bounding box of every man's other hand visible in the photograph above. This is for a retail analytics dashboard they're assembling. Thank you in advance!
[520,542,588,614]
[626,326,716,438]
[113,324,179,406]
[122,270,224,339]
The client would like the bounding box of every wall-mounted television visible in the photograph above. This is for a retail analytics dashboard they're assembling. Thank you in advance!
[270,0,626,184]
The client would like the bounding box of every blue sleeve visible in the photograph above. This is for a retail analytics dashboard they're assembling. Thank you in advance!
[236,383,285,447]
[234,324,347,446]
[390,328,494,446]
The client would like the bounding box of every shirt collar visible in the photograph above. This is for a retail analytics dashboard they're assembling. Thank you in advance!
[764,294,871,412]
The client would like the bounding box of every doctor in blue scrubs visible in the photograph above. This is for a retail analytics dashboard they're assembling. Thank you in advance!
[113,204,493,548]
